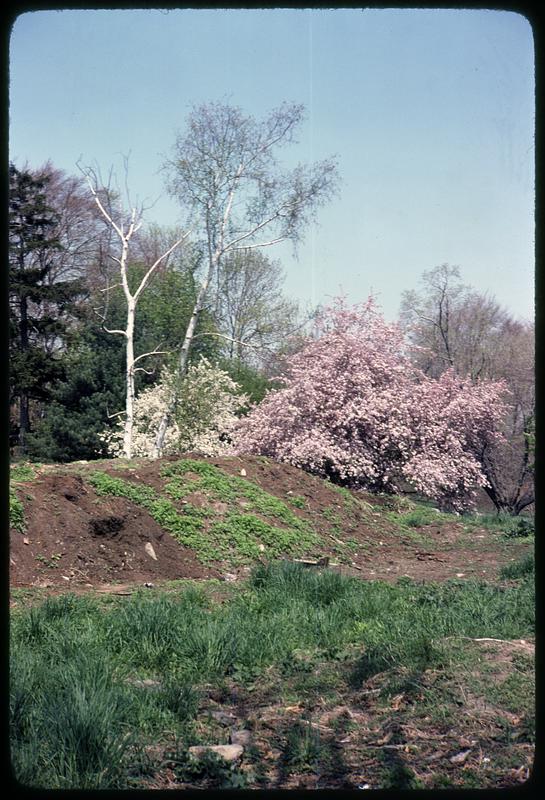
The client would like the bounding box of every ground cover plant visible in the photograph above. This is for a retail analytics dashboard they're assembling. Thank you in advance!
[86,459,344,566]
[10,559,534,790]
[9,461,38,532]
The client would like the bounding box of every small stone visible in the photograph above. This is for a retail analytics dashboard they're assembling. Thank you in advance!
[144,542,157,560]
[188,744,243,763]
[23,537,29,545]
[222,572,237,582]
[450,749,471,765]
[230,729,252,746]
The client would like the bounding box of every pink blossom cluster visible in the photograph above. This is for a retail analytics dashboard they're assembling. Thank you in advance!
[232,298,508,511]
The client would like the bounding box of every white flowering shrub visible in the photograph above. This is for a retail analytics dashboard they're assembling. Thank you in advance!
[175,358,250,456]
[100,358,249,458]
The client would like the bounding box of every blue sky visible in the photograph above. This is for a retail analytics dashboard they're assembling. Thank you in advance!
[9,8,534,322]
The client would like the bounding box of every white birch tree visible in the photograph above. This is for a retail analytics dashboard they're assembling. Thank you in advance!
[152,101,340,457]
[79,163,190,459]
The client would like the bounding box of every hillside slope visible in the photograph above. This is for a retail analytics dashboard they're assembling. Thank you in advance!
[9,455,529,589]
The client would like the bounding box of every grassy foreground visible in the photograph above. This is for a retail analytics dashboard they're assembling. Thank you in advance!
[10,558,534,790]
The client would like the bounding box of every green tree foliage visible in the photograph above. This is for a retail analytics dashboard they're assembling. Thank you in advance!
[219,358,275,406]
[9,163,84,452]
[24,323,126,462]
[26,258,220,462]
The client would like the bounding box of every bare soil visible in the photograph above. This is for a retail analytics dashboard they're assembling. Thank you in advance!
[10,454,529,592]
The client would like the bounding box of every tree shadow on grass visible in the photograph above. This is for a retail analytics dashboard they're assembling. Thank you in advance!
[274,717,355,789]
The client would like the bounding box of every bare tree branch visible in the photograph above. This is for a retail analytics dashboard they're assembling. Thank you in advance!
[80,157,190,458]
[151,101,339,456]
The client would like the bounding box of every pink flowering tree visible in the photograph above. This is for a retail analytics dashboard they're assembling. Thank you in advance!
[232,298,508,511]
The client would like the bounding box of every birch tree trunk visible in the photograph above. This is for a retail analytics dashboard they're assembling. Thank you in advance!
[80,163,189,460]
[150,102,339,458]
[152,259,215,457]
[123,298,136,459]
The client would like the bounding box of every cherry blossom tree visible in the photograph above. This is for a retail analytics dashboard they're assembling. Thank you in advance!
[232,298,508,511]
[400,265,534,513]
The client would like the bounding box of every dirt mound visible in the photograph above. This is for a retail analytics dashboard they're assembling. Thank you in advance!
[10,455,529,591]
[10,465,216,588]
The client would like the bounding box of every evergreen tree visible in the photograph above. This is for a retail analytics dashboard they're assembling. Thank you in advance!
[24,322,126,462]
[26,261,221,462]
[9,163,83,452]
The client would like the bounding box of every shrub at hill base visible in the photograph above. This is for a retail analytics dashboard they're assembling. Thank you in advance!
[233,298,508,512]
[100,358,249,458]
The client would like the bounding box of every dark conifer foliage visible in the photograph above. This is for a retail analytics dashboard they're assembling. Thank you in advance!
[9,163,84,452]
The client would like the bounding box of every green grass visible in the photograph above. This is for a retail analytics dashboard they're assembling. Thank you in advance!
[386,501,456,530]
[463,511,535,538]
[500,552,535,580]
[504,516,535,538]
[87,465,324,566]
[9,462,39,532]
[10,561,534,789]
[10,489,26,532]
[378,497,535,551]
[10,462,38,482]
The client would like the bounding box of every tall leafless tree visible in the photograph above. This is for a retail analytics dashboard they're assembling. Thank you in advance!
[400,264,534,514]
[152,101,340,456]
[214,248,308,366]
[79,162,190,458]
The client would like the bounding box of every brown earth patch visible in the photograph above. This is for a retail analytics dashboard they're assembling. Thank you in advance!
[10,467,218,588]
[10,455,531,592]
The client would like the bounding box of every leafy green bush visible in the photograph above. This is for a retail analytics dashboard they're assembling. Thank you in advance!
[9,489,25,532]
